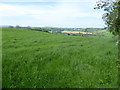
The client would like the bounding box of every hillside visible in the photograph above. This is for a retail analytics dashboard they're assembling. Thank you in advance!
[2,28,118,88]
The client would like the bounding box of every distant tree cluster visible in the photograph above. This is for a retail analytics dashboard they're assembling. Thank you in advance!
[16,25,21,28]
[9,26,14,28]
[27,26,31,29]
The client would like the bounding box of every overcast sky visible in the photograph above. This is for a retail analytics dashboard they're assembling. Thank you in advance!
[0,0,105,28]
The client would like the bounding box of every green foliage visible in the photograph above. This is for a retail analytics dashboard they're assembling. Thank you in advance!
[16,25,21,28]
[95,0,120,36]
[27,26,31,29]
[2,28,118,88]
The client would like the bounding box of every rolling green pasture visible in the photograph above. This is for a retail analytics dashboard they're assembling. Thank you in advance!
[2,28,118,88]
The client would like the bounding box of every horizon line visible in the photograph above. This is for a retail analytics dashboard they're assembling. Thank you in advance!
[0,25,105,28]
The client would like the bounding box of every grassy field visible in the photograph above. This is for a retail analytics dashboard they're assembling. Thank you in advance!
[2,28,118,88]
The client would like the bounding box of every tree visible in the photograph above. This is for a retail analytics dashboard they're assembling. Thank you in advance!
[16,25,21,28]
[94,0,120,36]
[95,0,120,87]
[9,25,14,28]
[84,28,88,32]
[27,26,31,29]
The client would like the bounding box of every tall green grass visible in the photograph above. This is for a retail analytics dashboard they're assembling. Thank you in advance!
[2,28,118,88]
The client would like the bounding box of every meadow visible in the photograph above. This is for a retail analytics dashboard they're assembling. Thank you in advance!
[2,28,118,88]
